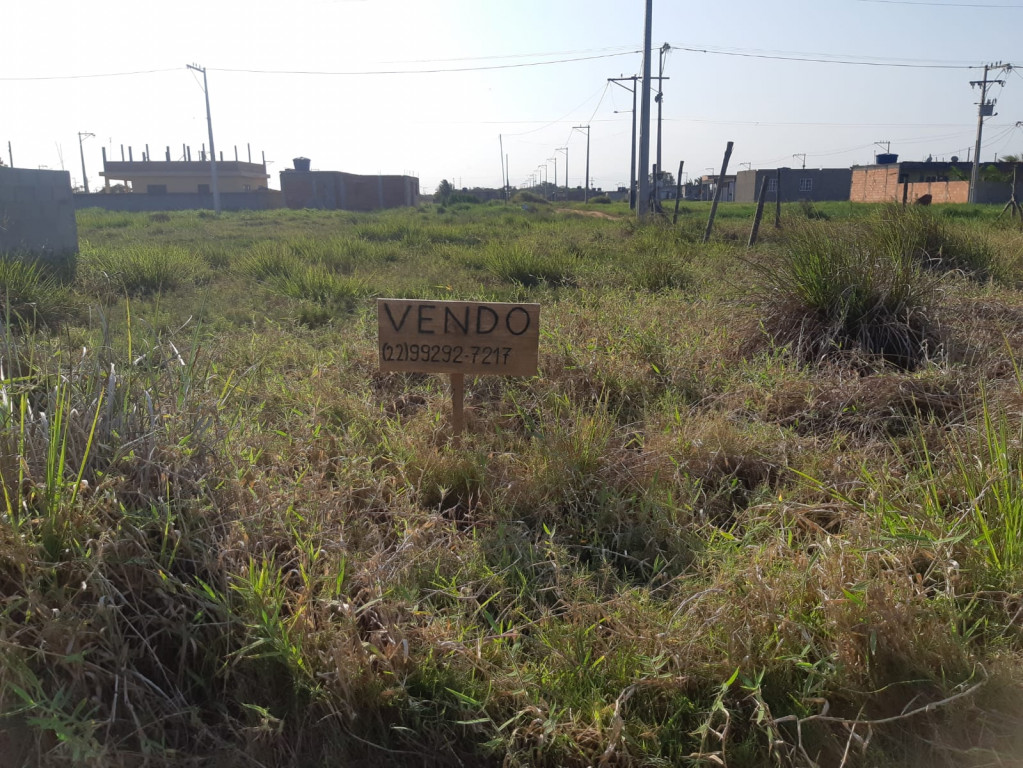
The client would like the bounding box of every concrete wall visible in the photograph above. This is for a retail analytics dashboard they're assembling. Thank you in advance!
[280,171,420,211]
[0,167,78,269]
[74,190,284,212]
[735,168,853,203]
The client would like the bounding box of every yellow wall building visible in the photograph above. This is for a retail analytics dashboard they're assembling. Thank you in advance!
[101,160,270,194]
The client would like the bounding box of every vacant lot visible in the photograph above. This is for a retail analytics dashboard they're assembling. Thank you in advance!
[2,200,1022,766]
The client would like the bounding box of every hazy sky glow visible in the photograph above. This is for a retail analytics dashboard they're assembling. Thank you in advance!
[4,0,1023,193]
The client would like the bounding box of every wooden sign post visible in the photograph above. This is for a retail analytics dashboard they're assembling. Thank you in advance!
[378,299,540,438]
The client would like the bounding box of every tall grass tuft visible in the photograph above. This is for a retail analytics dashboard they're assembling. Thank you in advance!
[752,221,939,368]
[79,242,206,295]
[0,256,75,330]
[870,203,995,279]
[482,241,577,286]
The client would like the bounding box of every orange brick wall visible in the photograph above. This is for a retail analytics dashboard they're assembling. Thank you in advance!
[850,167,970,204]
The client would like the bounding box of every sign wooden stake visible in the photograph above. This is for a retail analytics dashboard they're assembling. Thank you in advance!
[378,298,540,442]
[450,373,465,439]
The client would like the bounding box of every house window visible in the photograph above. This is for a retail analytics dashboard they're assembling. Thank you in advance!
[799,178,813,193]
[146,184,167,195]
[767,178,778,192]
[198,184,210,194]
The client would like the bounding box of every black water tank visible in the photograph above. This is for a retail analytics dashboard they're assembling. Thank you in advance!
[293,157,311,172]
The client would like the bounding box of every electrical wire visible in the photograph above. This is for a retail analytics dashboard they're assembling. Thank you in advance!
[210,50,639,77]
[854,0,1023,7]
[0,67,179,81]
[671,43,981,69]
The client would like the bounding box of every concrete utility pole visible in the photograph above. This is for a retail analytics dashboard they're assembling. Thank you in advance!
[548,155,557,199]
[656,43,670,190]
[637,0,654,220]
[186,63,220,214]
[574,125,590,202]
[499,134,508,201]
[970,62,1009,204]
[793,153,806,170]
[77,132,94,194]
[609,76,638,209]
[556,146,568,199]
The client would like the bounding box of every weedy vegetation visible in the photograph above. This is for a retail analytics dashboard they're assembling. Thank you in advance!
[1,200,1023,766]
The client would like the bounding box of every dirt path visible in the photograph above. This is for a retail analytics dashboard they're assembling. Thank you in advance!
[555,208,621,220]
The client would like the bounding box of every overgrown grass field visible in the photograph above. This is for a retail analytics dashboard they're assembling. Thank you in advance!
[3,199,1023,766]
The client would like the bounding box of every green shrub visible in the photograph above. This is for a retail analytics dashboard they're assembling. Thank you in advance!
[510,190,548,206]
[589,195,612,204]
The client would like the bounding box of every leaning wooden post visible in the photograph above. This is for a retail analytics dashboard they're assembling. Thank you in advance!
[672,160,685,224]
[748,176,769,247]
[774,168,782,228]
[702,141,733,243]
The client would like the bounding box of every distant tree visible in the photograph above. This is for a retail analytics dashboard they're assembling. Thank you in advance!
[649,170,675,187]
[436,179,453,203]
[1000,154,1022,163]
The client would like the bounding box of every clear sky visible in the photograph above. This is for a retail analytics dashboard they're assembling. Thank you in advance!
[3,0,1022,194]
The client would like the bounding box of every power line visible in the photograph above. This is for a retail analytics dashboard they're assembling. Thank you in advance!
[0,50,639,82]
[0,67,179,81]
[671,44,982,69]
[854,0,1023,7]
[211,50,640,77]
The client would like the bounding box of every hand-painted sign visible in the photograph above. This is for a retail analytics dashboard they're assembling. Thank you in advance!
[378,298,540,376]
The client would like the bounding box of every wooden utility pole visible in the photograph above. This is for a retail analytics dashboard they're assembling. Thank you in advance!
[703,141,734,243]
[748,176,769,247]
[637,0,653,220]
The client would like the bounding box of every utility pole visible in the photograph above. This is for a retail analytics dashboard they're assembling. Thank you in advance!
[499,134,507,202]
[656,43,670,193]
[556,146,568,200]
[548,155,557,200]
[793,153,806,170]
[6,141,12,167]
[609,76,638,209]
[186,63,220,214]
[77,132,94,194]
[637,0,654,220]
[574,125,590,202]
[970,62,1009,204]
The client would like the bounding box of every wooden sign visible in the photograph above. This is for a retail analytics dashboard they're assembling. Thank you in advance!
[378,299,540,377]
[377,298,540,438]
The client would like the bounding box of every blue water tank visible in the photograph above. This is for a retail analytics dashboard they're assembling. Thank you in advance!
[293,157,311,172]
[876,153,898,165]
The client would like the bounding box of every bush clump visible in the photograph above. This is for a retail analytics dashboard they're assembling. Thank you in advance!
[510,190,548,206]
[0,256,76,330]
[753,221,939,368]
[871,203,994,279]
